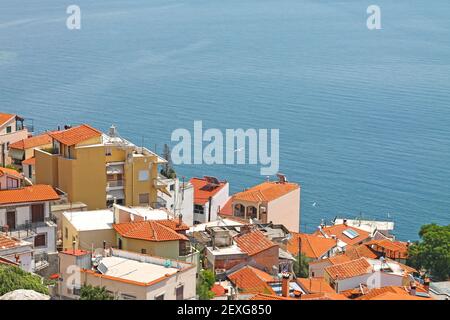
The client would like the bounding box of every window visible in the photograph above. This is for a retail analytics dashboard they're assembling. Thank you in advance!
[141,249,147,254]
[121,294,136,300]
[31,204,45,223]
[65,227,68,239]
[170,184,175,191]
[194,204,204,214]
[105,147,112,156]
[6,177,19,189]
[155,293,164,300]
[139,193,149,205]
[73,287,81,296]
[28,164,32,178]
[138,170,149,181]
[6,126,12,133]
[234,204,245,217]
[176,285,184,300]
[34,233,46,247]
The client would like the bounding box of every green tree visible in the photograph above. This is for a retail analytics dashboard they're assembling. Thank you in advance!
[0,265,49,296]
[293,253,310,278]
[160,144,177,178]
[407,223,450,281]
[197,269,215,300]
[80,285,114,300]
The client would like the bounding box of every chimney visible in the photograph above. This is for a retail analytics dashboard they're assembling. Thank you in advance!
[410,282,417,296]
[178,214,183,226]
[281,273,290,297]
[72,240,76,254]
[343,219,347,226]
[423,278,430,293]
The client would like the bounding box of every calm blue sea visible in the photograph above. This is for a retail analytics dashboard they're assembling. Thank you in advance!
[1,0,449,240]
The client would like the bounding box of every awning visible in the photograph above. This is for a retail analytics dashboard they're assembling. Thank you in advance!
[106,164,124,175]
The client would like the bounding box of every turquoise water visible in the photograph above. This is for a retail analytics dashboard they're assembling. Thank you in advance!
[1,0,449,240]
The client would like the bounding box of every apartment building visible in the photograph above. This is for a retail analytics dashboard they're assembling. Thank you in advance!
[0,113,29,167]
[219,175,300,232]
[0,167,23,190]
[35,124,168,210]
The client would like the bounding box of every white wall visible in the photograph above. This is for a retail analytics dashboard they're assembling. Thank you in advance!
[146,265,197,300]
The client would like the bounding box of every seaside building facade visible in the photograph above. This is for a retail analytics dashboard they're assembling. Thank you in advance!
[34,124,168,210]
[0,113,29,167]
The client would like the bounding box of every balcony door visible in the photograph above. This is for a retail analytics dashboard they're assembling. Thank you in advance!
[6,210,16,229]
[31,204,45,223]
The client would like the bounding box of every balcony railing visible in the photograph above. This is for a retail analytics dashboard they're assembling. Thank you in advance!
[107,180,124,188]
[2,218,56,238]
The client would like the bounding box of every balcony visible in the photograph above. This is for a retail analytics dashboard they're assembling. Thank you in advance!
[2,218,56,239]
[106,179,124,190]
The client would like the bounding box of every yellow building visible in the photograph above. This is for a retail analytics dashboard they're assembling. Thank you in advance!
[35,124,168,210]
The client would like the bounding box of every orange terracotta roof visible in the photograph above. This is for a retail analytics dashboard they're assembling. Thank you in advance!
[155,219,190,231]
[234,230,277,256]
[325,257,372,280]
[0,167,23,179]
[296,277,335,294]
[364,291,431,300]
[314,224,370,246]
[365,239,409,259]
[300,292,349,300]
[344,244,378,260]
[211,284,226,297]
[228,266,276,294]
[327,254,353,265]
[48,124,102,146]
[0,113,15,127]
[0,234,21,249]
[233,181,299,203]
[22,157,35,165]
[0,185,59,205]
[9,132,53,150]
[249,293,295,300]
[218,197,233,216]
[0,256,19,266]
[287,232,337,259]
[113,220,188,242]
[60,249,90,257]
[189,177,228,205]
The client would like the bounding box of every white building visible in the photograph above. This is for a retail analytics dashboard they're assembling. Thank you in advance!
[190,177,229,225]
[0,185,59,256]
[157,176,194,226]
[58,248,197,300]
[0,234,34,272]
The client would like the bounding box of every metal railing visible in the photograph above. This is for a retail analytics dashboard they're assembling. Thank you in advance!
[107,180,124,188]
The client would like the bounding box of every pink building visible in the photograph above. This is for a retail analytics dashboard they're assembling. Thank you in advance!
[0,113,29,167]
[220,175,301,232]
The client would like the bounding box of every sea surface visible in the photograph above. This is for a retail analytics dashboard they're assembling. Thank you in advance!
[1,0,449,240]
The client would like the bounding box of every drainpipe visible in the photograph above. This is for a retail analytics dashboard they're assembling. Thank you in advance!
[207,196,212,222]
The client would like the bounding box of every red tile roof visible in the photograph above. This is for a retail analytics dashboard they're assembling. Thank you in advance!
[233,181,299,203]
[0,185,59,205]
[228,266,276,294]
[249,293,295,300]
[211,284,226,297]
[0,256,19,266]
[0,113,15,127]
[48,124,102,146]
[314,224,371,246]
[234,230,277,256]
[344,244,378,260]
[9,132,53,150]
[155,219,190,231]
[365,239,409,259]
[0,167,23,179]
[287,232,337,259]
[60,249,91,257]
[218,197,233,216]
[0,234,21,249]
[300,292,349,300]
[296,277,335,294]
[22,157,35,165]
[325,257,372,280]
[190,177,228,205]
[368,292,431,300]
[113,220,189,242]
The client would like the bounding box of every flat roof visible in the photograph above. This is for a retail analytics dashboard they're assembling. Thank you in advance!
[188,218,242,233]
[206,244,245,256]
[63,210,113,231]
[98,256,179,284]
[114,204,173,220]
